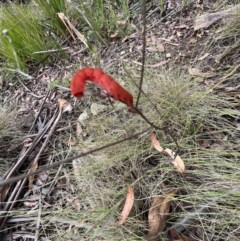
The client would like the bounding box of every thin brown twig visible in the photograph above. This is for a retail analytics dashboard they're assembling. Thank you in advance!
[135,0,147,107]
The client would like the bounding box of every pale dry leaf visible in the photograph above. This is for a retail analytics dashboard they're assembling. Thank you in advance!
[110,30,119,38]
[67,140,76,146]
[175,24,188,29]
[58,99,72,113]
[147,60,168,68]
[147,189,178,240]
[117,20,126,25]
[151,133,185,173]
[157,42,165,52]
[23,201,38,207]
[150,133,163,152]
[118,185,134,225]
[198,53,210,61]
[163,148,185,173]
[188,67,215,78]
[74,199,82,211]
[58,99,68,109]
[188,38,197,44]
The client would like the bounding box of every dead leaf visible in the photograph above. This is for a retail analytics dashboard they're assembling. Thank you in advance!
[118,185,134,225]
[188,67,215,78]
[58,99,68,109]
[150,134,185,173]
[23,201,38,207]
[147,189,178,240]
[74,199,82,211]
[151,133,163,152]
[147,61,169,68]
[58,99,72,113]
[198,53,210,61]
[193,5,240,31]
[157,42,165,52]
[67,140,76,146]
[175,24,188,29]
[28,159,39,189]
[110,30,119,38]
[117,20,126,25]
[188,38,197,44]
[164,148,185,173]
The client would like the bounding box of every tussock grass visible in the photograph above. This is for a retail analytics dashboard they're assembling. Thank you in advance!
[34,0,70,38]
[75,0,134,45]
[40,66,240,240]
[0,4,54,70]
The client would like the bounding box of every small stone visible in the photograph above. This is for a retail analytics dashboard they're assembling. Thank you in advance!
[166,53,171,58]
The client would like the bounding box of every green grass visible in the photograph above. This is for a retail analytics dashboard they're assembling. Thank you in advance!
[0,0,135,74]
[0,3,63,71]
[74,0,134,45]
[36,66,240,240]
[34,0,70,39]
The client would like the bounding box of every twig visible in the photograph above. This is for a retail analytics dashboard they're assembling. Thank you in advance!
[135,0,147,107]
[0,128,151,187]
[29,90,51,134]
[16,75,44,99]
[33,47,69,54]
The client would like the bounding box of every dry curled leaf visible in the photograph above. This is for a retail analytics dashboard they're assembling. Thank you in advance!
[28,159,39,190]
[58,99,72,113]
[118,185,134,225]
[150,133,185,173]
[147,189,178,240]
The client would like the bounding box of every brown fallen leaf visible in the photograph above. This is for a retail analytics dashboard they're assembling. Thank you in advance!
[147,189,178,240]
[28,159,39,190]
[150,133,185,173]
[118,185,134,225]
[58,99,72,113]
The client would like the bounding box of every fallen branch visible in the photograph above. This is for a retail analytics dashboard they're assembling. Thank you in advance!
[193,4,240,31]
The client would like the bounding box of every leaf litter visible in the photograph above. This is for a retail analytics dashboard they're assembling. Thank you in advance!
[147,189,178,240]
[118,185,134,225]
[150,133,185,173]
